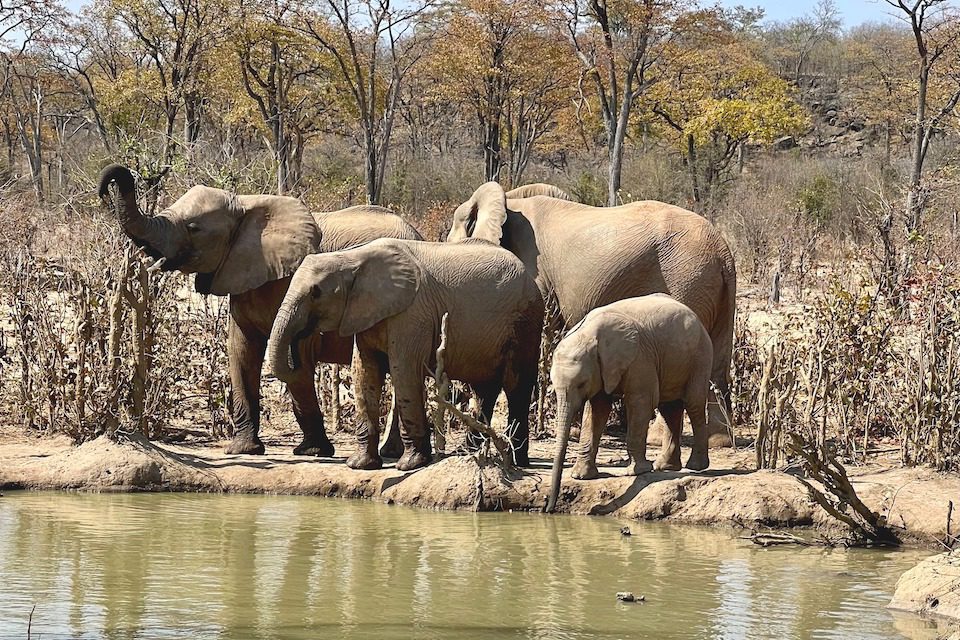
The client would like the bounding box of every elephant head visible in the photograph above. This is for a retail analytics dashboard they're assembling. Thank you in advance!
[98,164,321,295]
[447,181,570,244]
[267,240,422,381]
[546,314,639,512]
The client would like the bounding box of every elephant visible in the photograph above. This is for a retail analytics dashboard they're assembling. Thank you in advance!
[546,295,712,512]
[266,238,544,471]
[97,164,422,457]
[504,183,571,200]
[447,182,736,445]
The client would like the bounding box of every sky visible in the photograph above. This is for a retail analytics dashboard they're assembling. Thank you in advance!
[715,0,930,26]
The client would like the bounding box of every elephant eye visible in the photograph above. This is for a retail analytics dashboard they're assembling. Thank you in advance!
[311,285,322,298]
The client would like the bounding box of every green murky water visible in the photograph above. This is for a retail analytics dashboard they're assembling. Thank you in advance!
[0,492,943,640]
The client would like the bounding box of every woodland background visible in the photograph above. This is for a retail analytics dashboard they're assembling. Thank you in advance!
[2,0,960,473]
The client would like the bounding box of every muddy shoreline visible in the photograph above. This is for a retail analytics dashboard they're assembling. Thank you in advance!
[2,429,958,549]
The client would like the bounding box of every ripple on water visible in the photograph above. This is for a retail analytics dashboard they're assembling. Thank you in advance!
[0,492,944,640]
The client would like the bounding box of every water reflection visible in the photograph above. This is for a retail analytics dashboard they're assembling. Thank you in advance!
[0,492,943,640]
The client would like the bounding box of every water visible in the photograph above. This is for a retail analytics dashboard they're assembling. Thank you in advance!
[0,492,942,640]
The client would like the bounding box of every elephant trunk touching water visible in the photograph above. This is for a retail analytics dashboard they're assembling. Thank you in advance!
[547,390,576,513]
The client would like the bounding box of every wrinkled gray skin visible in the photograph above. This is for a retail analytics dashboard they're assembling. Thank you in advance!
[448,182,736,445]
[546,295,712,512]
[98,164,421,457]
[267,238,544,471]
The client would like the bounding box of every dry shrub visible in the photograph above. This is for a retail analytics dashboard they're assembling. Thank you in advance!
[0,195,230,442]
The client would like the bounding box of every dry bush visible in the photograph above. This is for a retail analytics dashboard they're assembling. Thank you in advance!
[0,195,230,442]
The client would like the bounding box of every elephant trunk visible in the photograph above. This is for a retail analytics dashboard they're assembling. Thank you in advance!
[98,163,173,259]
[267,297,310,382]
[547,393,576,513]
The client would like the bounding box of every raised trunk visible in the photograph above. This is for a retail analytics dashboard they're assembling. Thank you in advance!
[546,395,575,513]
[98,164,175,257]
[267,299,309,382]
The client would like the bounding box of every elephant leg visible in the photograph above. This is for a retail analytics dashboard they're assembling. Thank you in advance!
[286,367,335,457]
[624,393,656,475]
[391,359,432,472]
[379,385,404,459]
[225,318,267,455]
[571,394,612,480]
[685,386,711,471]
[346,348,386,470]
[505,373,536,468]
[464,382,499,453]
[654,400,684,471]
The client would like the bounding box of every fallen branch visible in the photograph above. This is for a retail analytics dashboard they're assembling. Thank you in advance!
[741,532,812,547]
[787,432,900,546]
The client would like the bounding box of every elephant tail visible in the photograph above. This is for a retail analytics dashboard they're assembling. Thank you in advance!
[709,247,737,415]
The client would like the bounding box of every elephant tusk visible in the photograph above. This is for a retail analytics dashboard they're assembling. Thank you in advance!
[146,257,166,272]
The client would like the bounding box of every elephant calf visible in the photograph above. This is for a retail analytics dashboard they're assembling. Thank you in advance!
[267,238,544,471]
[547,294,713,512]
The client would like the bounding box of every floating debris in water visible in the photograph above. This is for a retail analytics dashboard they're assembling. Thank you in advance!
[616,592,644,603]
[620,526,631,536]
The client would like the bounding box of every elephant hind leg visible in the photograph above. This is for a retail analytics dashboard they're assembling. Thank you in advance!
[346,348,387,470]
[225,318,267,455]
[684,382,710,471]
[571,394,612,480]
[654,400,684,471]
[504,371,536,467]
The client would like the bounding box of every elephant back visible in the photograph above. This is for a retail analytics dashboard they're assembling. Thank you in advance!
[315,205,423,252]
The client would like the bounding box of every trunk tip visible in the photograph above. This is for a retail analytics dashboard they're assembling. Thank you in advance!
[98,163,135,200]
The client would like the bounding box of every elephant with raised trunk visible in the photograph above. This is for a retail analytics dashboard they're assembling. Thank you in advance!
[267,238,544,471]
[98,164,422,457]
[546,295,713,512]
[447,182,736,444]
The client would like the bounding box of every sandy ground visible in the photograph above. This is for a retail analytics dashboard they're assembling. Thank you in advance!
[2,423,958,549]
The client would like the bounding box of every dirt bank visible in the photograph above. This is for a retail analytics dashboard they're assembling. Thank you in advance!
[890,551,960,621]
[2,427,957,548]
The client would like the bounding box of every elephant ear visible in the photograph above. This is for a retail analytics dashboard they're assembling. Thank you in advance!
[208,194,321,296]
[596,313,640,395]
[450,182,507,245]
[339,241,422,336]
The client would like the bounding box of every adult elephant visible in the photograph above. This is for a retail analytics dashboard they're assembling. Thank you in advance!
[98,164,422,457]
[447,182,736,444]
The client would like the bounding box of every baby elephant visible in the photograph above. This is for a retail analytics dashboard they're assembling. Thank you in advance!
[547,294,712,511]
[267,238,544,471]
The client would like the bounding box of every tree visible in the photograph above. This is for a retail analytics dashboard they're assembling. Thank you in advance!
[764,0,841,84]
[559,0,689,206]
[883,0,960,233]
[428,0,574,185]
[648,17,808,209]
[297,0,434,205]
[234,0,332,194]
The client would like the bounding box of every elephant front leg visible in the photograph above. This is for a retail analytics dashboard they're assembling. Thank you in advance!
[286,368,335,457]
[346,348,386,470]
[225,319,267,455]
[390,359,432,472]
[571,394,612,480]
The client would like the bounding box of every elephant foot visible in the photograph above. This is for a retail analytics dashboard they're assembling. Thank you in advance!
[293,436,335,457]
[397,448,432,472]
[708,432,733,448]
[626,458,653,475]
[570,459,599,480]
[686,451,710,471]
[653,456,682,472]
[225,434,265,455]
[379,439,404,459]
[346,450,382,470]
